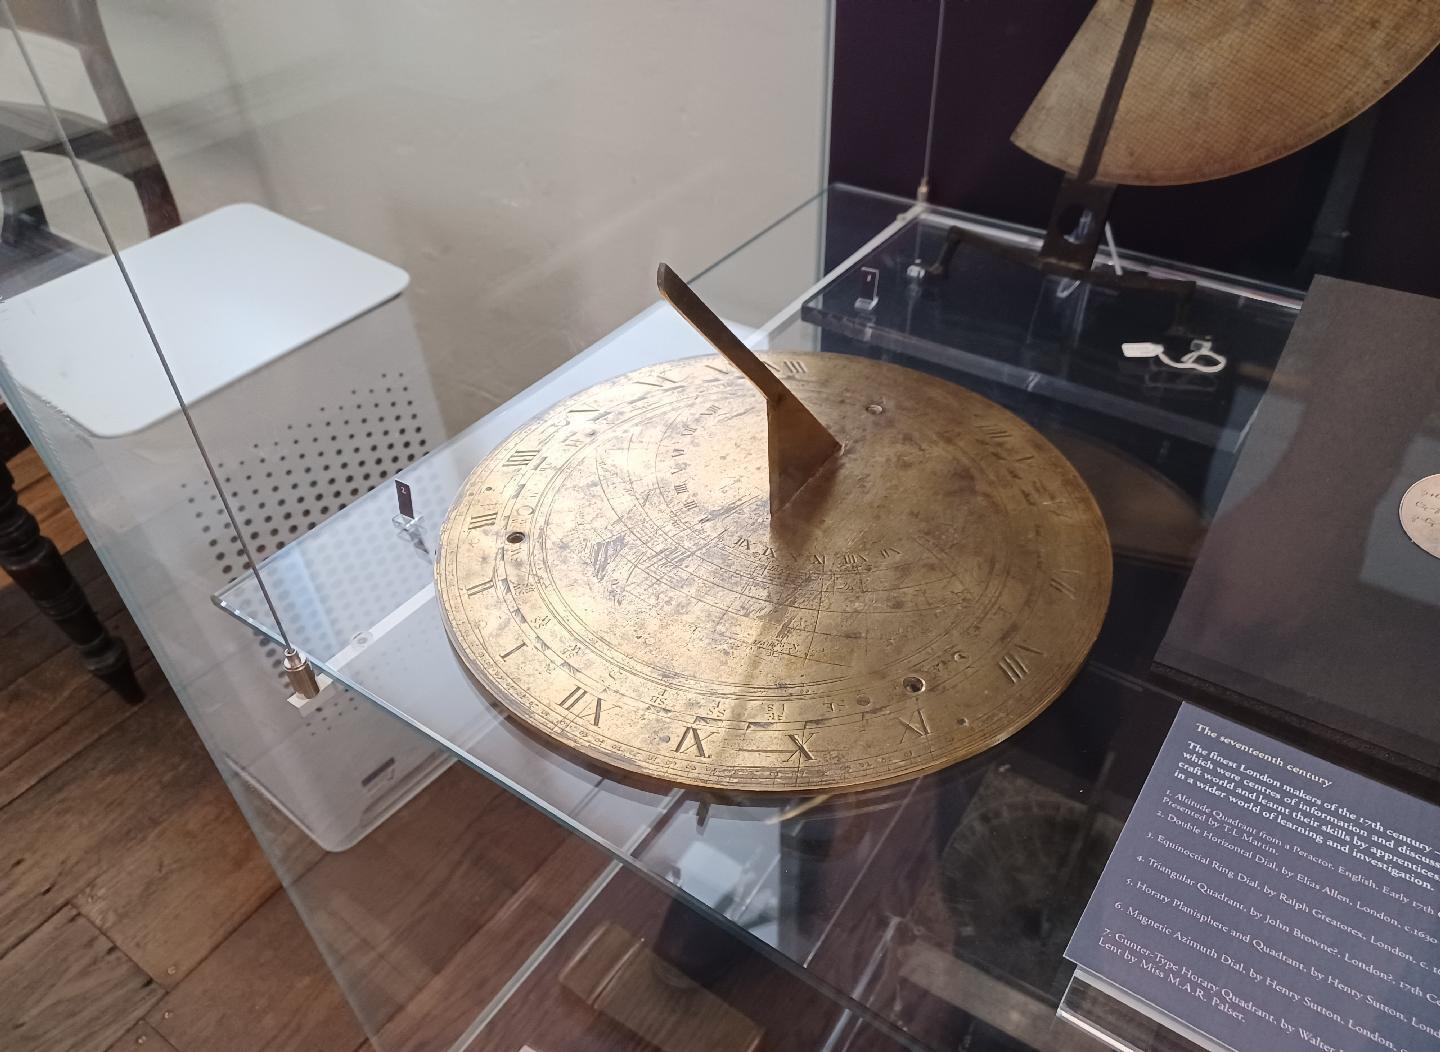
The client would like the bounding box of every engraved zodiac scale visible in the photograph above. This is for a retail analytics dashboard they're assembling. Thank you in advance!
[435,266,1112,792]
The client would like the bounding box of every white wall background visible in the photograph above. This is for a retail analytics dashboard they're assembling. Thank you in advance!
[20,0,830,431]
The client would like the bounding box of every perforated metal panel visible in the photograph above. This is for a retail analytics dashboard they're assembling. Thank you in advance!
[19,293,451,850]
[181,367,436,690]
[177,303,453,850]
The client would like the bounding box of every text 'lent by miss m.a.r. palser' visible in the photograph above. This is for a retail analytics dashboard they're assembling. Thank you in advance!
[1068,707,1440,1052]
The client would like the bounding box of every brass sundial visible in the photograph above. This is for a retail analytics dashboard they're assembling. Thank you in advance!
[435,266,1111,792]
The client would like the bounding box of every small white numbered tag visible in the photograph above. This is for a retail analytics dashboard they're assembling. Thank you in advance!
[1120,336,1226,374]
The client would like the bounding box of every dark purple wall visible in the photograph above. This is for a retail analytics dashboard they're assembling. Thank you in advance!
[829,0,1439,294]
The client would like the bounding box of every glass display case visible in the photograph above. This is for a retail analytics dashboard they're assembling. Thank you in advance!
[3,4,1438,1052]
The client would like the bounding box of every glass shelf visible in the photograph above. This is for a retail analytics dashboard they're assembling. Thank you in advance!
[801,208,1300,452]
[214,185,1305,1049]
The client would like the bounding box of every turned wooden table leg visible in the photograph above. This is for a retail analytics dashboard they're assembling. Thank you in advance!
[0,460,142,702]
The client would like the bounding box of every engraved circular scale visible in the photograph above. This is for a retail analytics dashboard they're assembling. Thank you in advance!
[435,267,1112,792]
[1013,0,1440,186]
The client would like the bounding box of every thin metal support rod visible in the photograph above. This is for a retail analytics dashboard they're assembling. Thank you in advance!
[918,0,947,199]
[4,1,293,645]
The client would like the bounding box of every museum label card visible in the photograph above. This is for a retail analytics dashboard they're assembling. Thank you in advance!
[1067,704,1440,1052]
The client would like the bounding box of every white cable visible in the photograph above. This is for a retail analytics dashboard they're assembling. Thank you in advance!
[1121,338,1228,374]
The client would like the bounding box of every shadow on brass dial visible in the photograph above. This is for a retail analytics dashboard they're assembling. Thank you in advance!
[436,341,1112,792]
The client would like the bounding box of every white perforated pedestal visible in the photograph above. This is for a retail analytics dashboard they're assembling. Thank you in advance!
[2,205,450,850]
[3,203,409,436]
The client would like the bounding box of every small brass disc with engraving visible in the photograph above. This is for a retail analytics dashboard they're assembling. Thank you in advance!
[436,348,1111,792]
[1400,474,1440,559]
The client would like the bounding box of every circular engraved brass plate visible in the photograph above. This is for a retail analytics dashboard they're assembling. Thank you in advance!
[1400,474,1440,559]
[436,354,1112,792]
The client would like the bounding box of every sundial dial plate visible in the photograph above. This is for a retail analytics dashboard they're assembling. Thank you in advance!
[435,350,1111,792]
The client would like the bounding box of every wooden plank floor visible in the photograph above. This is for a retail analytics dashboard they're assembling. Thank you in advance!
[0,460,610,1051]
[0,458,875,1052]
[0,488,372,1051]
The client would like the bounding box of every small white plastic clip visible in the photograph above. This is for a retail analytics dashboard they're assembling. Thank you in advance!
[854,267,880,312]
